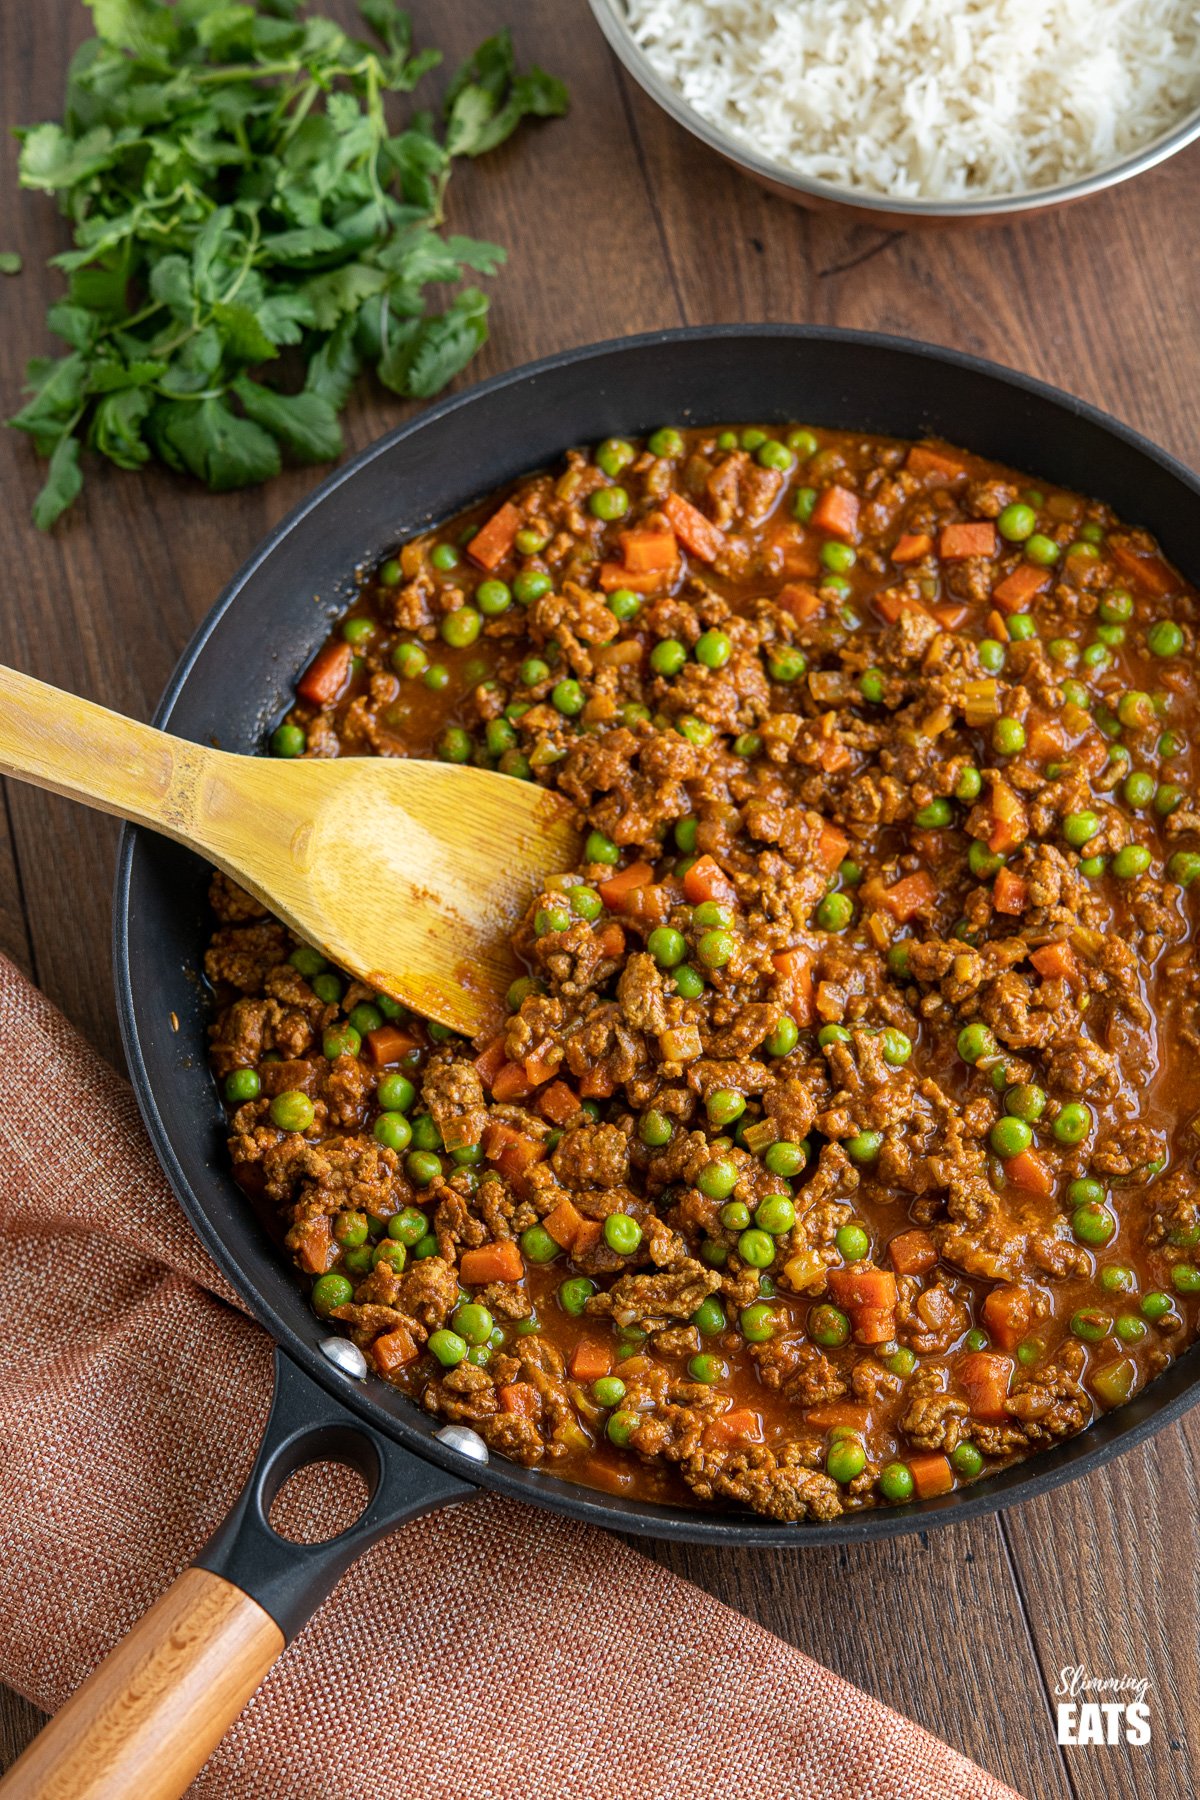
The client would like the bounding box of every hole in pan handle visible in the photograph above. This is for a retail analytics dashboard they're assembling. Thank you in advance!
[0,1346,477,1800]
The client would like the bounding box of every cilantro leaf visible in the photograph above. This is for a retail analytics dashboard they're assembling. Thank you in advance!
[8,2,567,525]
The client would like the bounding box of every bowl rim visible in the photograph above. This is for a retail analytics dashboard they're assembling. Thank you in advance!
[588,0,1200,218]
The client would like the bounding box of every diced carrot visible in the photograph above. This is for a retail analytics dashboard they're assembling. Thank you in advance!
[827,1266,898,1310]
[875,590,933,625]
[619,528,678,572]
[1005,1149,1053,1197]
[939,521,997,561]
[569,1338,611,1383]
[495,1136,547,1184]
[852,1306,896,1345]
[473,1036,509,1089]
[777,581,823,622]
[811,485,860,540]
[544,1196,588,1251]
[1026,718,1066,761]
[992,868,1029,915]
[815,822,850,874]
[522,1047,560,1088]
[805,1402,869,1430]
[892,531,933,564]
[1108,536,1177,597]
[881,870,937,922]
[615,883,669,926]
[982,1283,1032,1353]
[598,862,654,913]
[888,1228,938,1277]
[466,500,521,571]
[768,530,821,580]
[992,563,1050,613]
[292,1215,334,1274]
[703,1407,764,1449]
[598,562,671,595]
[460,1240,525,1285]
[499,1382,540,1419]
[957,1350,1013,1423]
[662,491,724,563]
[1030,941,1078,985]
[682,854,736,906]
[579,1065,616,1098]
[364,1024,419,1066]
[908,1452,954,1499]
[772,948,815,1028]
[297,641,353,706]
[537,1080,579,1126]
[482,1120,521,1161]
[596,923,626,960]
[906,444,969,482]
[987,779,1028,855]
[491,1060,535,1103]
[372,1325,419,1376]
[439,1114,479,1154]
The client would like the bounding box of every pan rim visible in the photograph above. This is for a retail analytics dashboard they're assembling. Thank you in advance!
[114,321,1200,1547]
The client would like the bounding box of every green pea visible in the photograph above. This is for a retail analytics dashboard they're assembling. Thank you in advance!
[1168,851,1200,887]
[604,1213,643,1254]
[312,1272,354,1316]
[767,648,807,683]
[224,1068,261,1104]
[820,539,856,574]
[739,1302,776,1343]
[1072,1202,1116,1246]
[270,1090,314,1133]
[534,903,571,937]
[1070,1308,1111,1343]
[1068,1177,1105,1207]
[990,1116,1032,1158]
[515,527,549,556]
[809,1303,850,1348]
[674,965,705,999]
[559,1276,598,1317]
[1005,1083,1046,1122]
[389,1208,429,1246]
[993,716,1026,756]
[913,797,952,831]
[998,503,1037,542]
[597,437,635,477]
[1112,845,1151,879]
[887,1346,917,1377]
[1116,1314,1148,1343]
[835,1223,870,1261]
[551,678,585,717]
[1063,811,1100,848]
[707,1089,746,1129]
[321,1024,360,1061]
[817,892,854,933]
[1172,1264,1200,1294]
[1101,1264,1136,1294]
[372,1240,407,1273]
[1008,614,1037,642]
[454,1303,495,1345]
[429,542,459,572]
[380,557,402,586]
[589,486,629,521]
[571,885,603,922]
[647,926,686,969]
[697,929,736,969]
[951,1442,984,1478]
[1053,1102,1092,1145]
[1025,533,1060,566]
[608,587,641,623]
[648,427,684,458]
[699,1240,728,1268]
[477,577,514,614]
[1123,771,1156,809]
[827,1438,866,1484]
[423,662,450,692]
[373,1112,412,1154]
[650,638,687,677]
[412,1233,440,1260]
[404,1152,442,1191]
[737,1228,776,1267]
[1155,783,1184,816]
[607,1410,640,1447]
[757,439,794,472]
[793,486,817,522]
[978,639,1006,674]
[440,606,481,649]
[271,722,306,758]
[886,942,912,979]
[695,629,732,669]
[1147,620,1183,658]
[845,1131,882,1165]
[437,725,472,765]
[1080,854,1107,879]
[879,1462,915,1502]
[592,1376,627,1408]
[763,1140,806,1178]
[968,841,1004,879]
[860,667,886,704]
[428,1329,467,1368]
[881,1028,912,1067]
[692,1296,727,1336]
[519,1224,560,1264]
[755,1194,796,1236]
[697,1157,738,1199]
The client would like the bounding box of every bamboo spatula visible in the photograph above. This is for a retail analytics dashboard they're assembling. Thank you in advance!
[0,666,579,1037]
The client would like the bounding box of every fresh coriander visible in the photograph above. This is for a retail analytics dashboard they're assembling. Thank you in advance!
[9,2,567,527]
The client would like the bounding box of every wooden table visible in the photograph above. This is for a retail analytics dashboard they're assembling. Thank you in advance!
[2,3,1198,1792]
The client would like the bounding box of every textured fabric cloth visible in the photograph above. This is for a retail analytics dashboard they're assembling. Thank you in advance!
[0,956,1023,1799]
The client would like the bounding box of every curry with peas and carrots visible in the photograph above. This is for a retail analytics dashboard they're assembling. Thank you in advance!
[205,422,1200,1521]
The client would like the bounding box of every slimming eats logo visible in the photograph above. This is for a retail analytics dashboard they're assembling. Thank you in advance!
[1054,1667,1151,1745]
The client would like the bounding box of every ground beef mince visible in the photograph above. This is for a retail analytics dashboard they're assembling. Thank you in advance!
[206,423,1200,1522]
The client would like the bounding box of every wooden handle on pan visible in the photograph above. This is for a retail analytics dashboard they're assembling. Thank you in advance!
[0,1568,283,1800]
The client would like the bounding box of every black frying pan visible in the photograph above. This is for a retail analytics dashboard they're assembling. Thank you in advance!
[9,327,1199,1798]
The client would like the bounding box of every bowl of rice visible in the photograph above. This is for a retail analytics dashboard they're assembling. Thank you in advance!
[589,0,1200,222]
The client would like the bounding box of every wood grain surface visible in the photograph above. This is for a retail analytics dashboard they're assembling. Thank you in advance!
[2,4,1198,1794]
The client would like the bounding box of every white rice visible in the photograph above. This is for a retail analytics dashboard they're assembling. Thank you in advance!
[622,0,1200,199]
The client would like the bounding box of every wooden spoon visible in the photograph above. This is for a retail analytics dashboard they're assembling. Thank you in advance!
[0,666,578,1037]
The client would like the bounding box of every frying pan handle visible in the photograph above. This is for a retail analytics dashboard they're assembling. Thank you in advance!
[0,1347,476,1800]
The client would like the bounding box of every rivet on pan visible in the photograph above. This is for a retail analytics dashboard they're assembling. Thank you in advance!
[319,1335,369,1380]
[436,1423,489,1464]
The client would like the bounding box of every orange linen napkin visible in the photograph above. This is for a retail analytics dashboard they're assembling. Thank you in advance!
[0,955,1024,1800]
